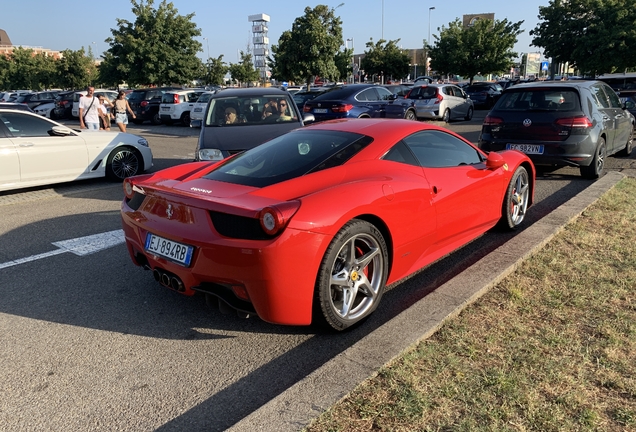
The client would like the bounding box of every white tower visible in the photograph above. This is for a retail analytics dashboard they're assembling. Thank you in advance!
[248,14,270,80]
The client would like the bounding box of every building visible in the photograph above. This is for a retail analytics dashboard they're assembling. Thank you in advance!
[0,28,63,59]
[248,14,270,80]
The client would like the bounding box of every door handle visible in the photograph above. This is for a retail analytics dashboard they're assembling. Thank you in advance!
[19,143,34,147]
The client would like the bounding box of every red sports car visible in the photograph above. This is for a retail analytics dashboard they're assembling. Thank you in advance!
[121,119,535,330]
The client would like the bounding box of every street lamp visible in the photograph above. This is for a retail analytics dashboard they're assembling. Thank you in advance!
[202,37,210,60]
[428,7,435,75]
[347,37,354,83]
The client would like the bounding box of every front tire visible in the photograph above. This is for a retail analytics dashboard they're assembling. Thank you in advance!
[580,137,606,179]
[106,147,142,181]
[498,166,530,230]
[314,220,388,331]
[464,106,473,121]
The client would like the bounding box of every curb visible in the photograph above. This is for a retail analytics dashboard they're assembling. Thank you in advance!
[227,170,625,432]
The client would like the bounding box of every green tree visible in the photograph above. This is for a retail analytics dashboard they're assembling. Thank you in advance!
[204,55,228,86]
[269,4,343,88]
[531,0,636,76]
[429,18,523,83]
[4,47,39,90]
[334,47,353,82]
[360,39,410,82]
[101,0,202,87]
[228,51,259,87]
[0,55,10,89]
[35,53,58,90]
[55,49,95,90]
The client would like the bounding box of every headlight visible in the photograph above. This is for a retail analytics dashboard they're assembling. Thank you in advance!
[198,148,224,161]
[137,138,149,147]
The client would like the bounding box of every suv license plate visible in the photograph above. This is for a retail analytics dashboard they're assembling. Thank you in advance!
[145,233,193,266]
[506,144,544,154]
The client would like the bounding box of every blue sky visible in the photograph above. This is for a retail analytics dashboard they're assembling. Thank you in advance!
[2,0,550,62]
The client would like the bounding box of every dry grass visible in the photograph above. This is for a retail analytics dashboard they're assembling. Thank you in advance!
[306,177,636,432]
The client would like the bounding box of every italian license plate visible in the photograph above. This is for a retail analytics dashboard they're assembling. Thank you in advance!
[194,107,202,112]
[506,144,544,154]
[161,106,170,111]
[313,108,328,113]
[145,233,193,266]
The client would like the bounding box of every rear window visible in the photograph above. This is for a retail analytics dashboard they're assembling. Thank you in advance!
[311,87,354,101]
[407,86,438,99]
[203,130,371,188]
[128,92,146,101]
[495,89,581,111]
[162,93,178,103]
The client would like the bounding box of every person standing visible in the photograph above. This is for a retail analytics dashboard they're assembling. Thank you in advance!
[114,91,136,132]
[98,95,112,130]
[78,86,101,130]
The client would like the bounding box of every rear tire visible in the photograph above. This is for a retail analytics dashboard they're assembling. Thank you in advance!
[180,111,191,126]
[442,109,450,123]
[404,109,417,121]
[313,220,388,331]
[580,137,606,179]
[617,126,633,157]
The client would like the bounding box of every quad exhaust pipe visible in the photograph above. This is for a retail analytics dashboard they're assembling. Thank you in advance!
[152,268,185,292]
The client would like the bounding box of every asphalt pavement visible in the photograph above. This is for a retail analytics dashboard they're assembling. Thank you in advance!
[54,115,635,431]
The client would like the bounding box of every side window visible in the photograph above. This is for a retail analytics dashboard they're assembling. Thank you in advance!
[376,87,393,100]
[0,112,55,137]
[382,141,420,167]
[603,84,622,108]
[357,88,377,101]
[591,84,610,109]
[403,130,483,168]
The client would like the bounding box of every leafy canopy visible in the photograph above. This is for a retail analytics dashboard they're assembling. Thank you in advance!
[429,18,523,83]
[228,51,259,86]
[531,0,636,76]
[360,39,410,81]
[269,5,344,87]
[101,0,202,86]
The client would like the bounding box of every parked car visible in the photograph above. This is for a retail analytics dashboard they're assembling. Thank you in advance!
[14,91,59,110]
[302,84,418,122]
[33,102,56,118]
[478,80,633,179]
[71,89,117,118]
[121,118,535,330]
[618,89,636,119]
[464,82,503,109]
[196,87,314,161]
[413,75,434,84]
[406,83,474,122]
[382,84,412,99]
[189,91,216,127]
[127,87,181,125]
[52,90,76,119]
[0,108,153,192]
[159,89,206,126]
[292,88,328,110]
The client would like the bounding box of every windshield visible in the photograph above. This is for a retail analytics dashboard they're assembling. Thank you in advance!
[204,95,299,126]
[203,129,371,187]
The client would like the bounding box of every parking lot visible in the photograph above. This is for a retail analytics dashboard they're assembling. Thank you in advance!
[1,112,635,431]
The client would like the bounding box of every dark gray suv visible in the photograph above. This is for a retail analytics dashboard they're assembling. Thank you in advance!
[478,80,633,178]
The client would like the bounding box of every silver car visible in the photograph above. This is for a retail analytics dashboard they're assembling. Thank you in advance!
[406,84,474,122]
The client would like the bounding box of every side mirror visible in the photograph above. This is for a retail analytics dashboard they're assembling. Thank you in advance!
[485,151,506,170]
[302,113,316,124]
[190,119,202,128]
[50,126,74,136]
[389,94,398,101]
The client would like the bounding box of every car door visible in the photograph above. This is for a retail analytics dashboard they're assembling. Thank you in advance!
[376,86,406,118]
[355,88,385,117]
[590,83,618,149]
[1,112,89,183]
[450,85,469,117]
[602,83,631,152]
[403,130,503,249]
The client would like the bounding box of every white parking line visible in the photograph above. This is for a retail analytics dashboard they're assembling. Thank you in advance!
[0,230,124,270]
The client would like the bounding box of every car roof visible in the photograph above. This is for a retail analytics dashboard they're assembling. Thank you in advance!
[211,87,291,98]
[505,80,599,90]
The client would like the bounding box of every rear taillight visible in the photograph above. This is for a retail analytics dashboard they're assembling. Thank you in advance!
[123,179,134,199]
[434,93,443,104]
[483,115,503,125]
[332,104,354,113]
[259,201,301,236]
[173,94,180,104]
[140,100,149,107]
[555,116,592,129]
[303,105,311,112]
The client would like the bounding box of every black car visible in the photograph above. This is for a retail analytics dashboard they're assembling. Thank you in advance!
[52,90,75,119]
[196,87,315,161]
[464,82,503,108]
[478,80,633,179]
[127,87,181,125]
[291,88,328,109]
[14,91,59,110]
[618,90,636,119]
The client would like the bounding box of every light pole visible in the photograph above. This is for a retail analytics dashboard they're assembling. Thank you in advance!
[382,0,384,40]
[347,37,354,83]
[202,37,210,60]
[428,7,435,75]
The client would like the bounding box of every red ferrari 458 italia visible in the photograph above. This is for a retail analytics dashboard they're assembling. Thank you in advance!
[121,118,535,330]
